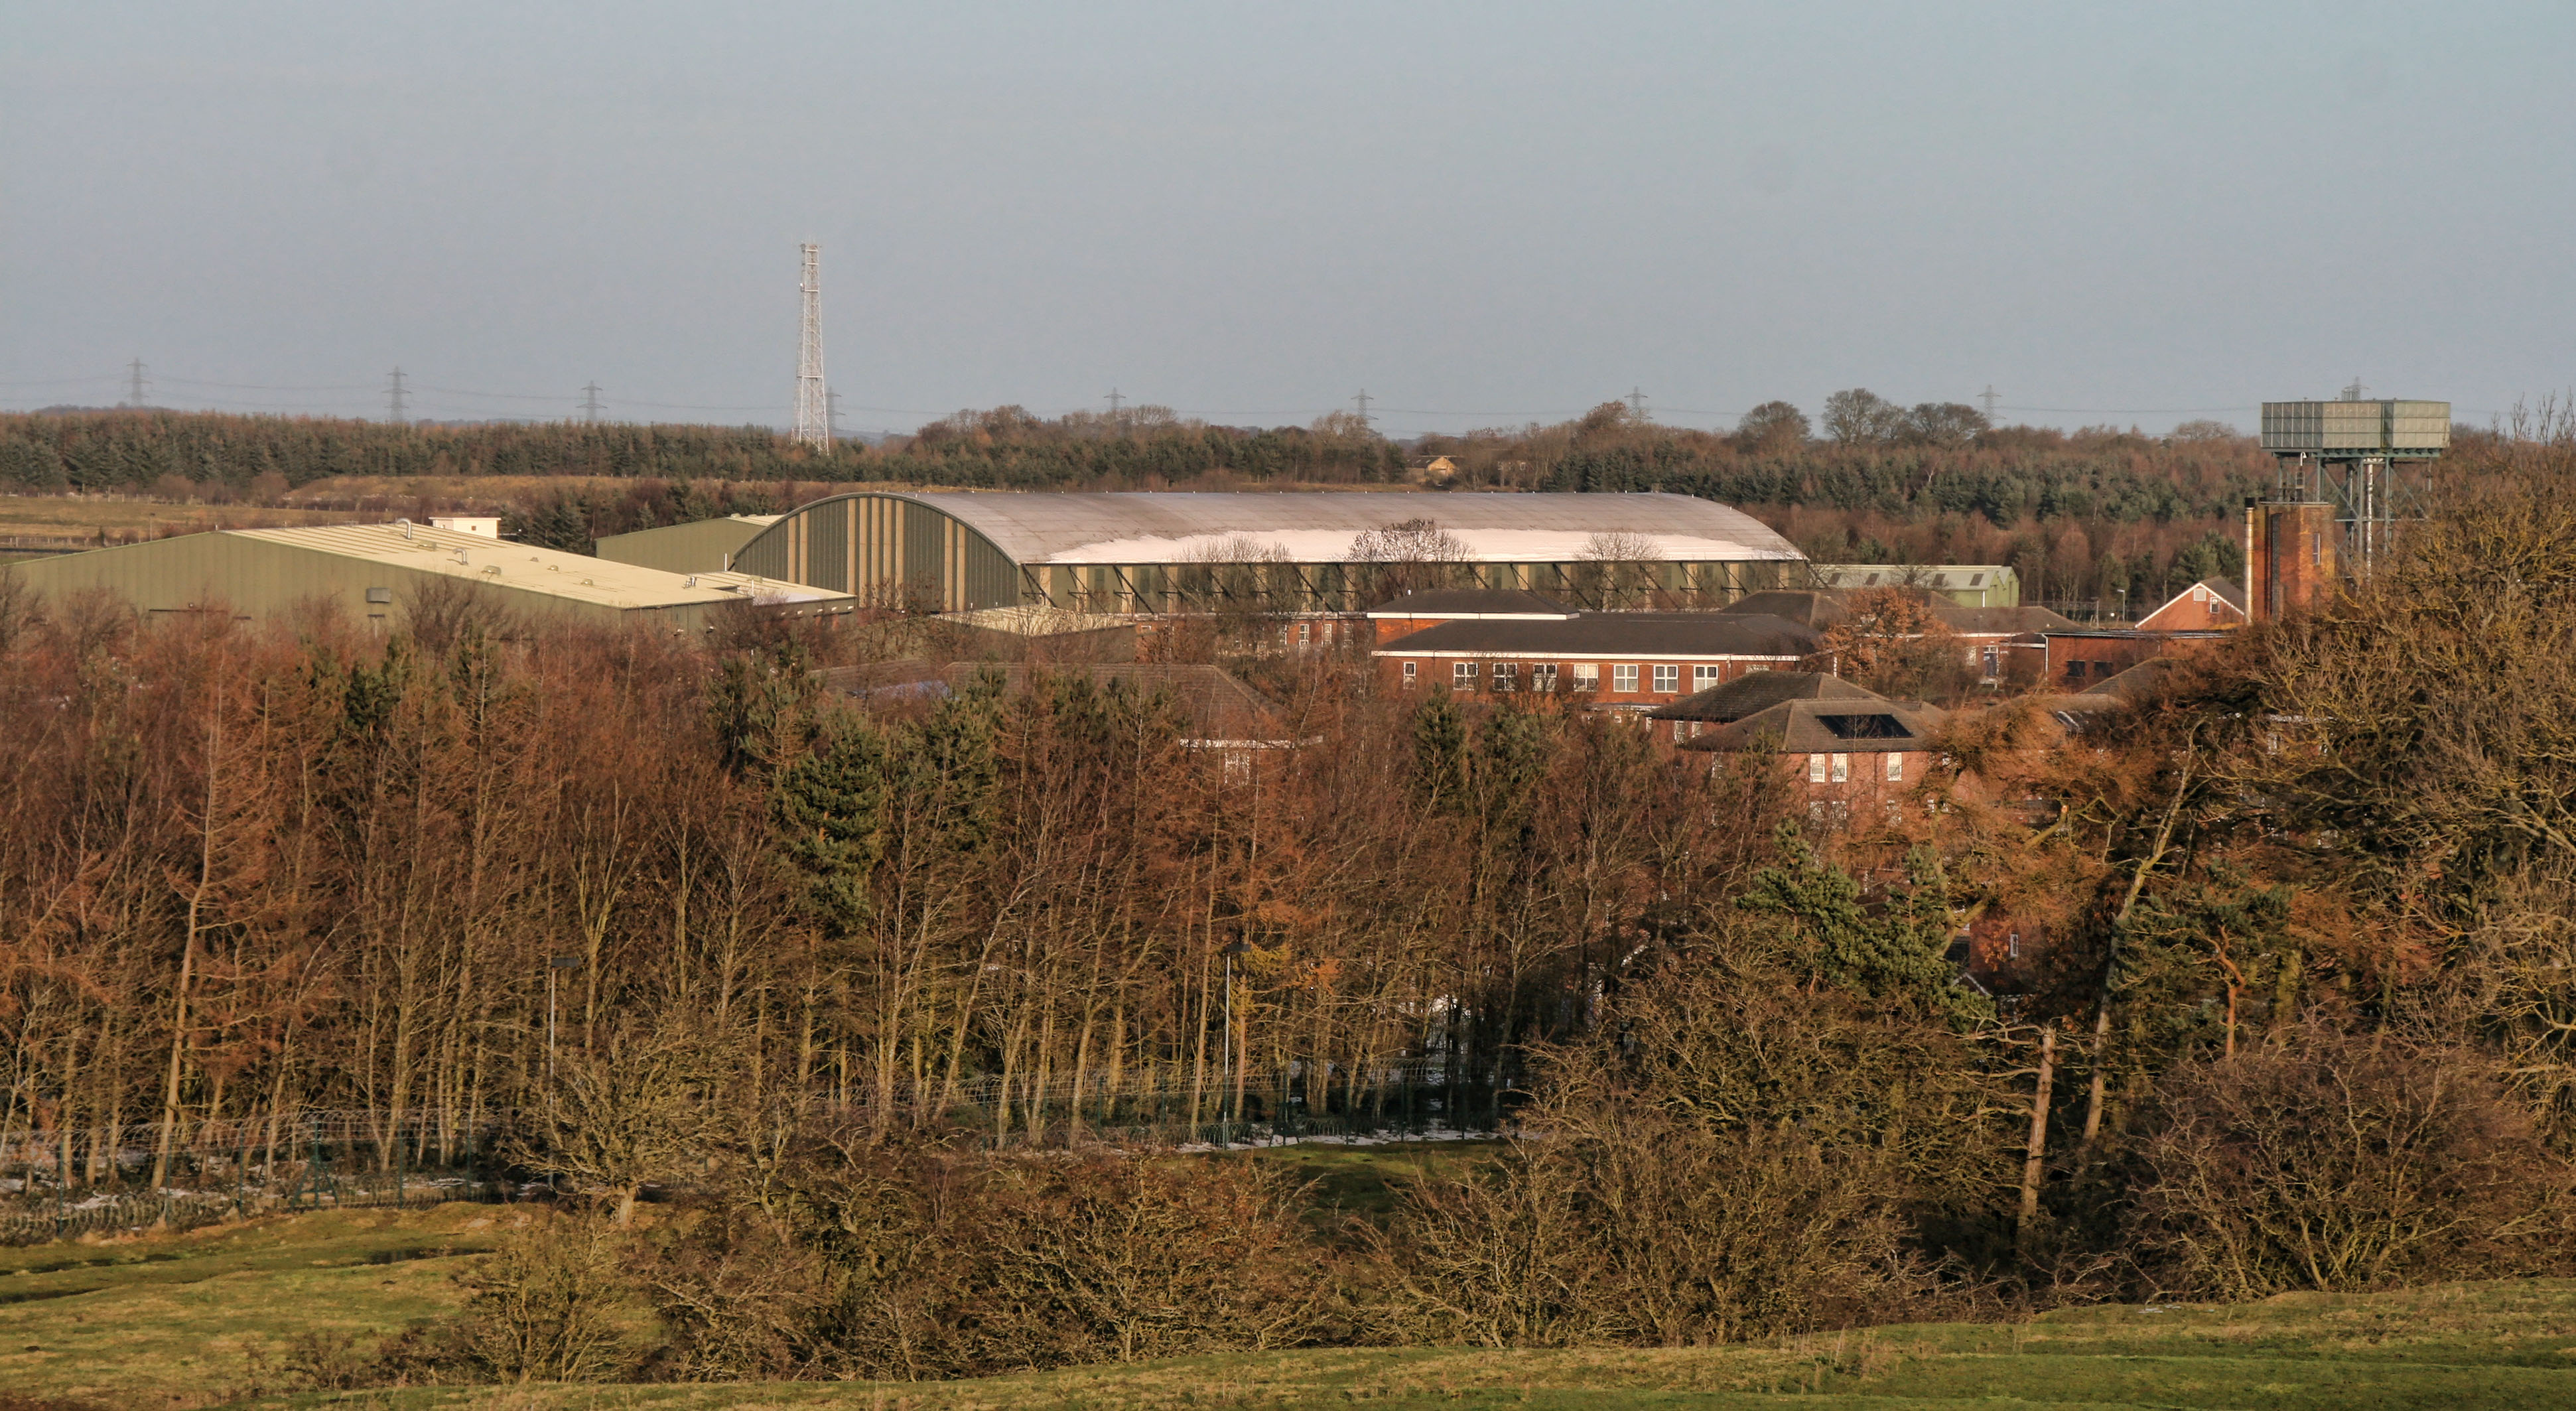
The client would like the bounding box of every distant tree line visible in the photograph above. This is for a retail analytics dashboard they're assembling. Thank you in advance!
[0,399,2516,614]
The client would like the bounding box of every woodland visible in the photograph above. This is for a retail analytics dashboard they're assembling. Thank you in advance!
[4,426,2576,1384]
[0,394,2343,612]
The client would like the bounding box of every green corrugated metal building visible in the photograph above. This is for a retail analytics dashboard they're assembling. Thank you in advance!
[7,521,854,633]
[594,514,782,574]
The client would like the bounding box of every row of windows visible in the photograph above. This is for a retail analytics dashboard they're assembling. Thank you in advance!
[1805,752,1905,783]
[1398,661,1757,693]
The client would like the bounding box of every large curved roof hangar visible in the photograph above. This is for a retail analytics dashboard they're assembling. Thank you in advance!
[728,490,1805,614]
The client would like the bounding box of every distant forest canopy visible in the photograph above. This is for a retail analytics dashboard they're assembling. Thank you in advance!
[0,398,2525,610]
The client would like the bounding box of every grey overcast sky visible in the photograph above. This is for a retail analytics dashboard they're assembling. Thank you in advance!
[3,1,2570,437]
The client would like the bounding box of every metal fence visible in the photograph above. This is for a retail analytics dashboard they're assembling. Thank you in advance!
[0,1170,504,1247]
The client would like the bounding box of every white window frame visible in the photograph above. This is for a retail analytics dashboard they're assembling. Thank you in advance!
[1452,661,1478,691]
[1611,664,1640,693]
[1401,660,1418,687]
[1886,753,1903,782]
[1830,753,1850,783]
[1531,663,1559,693]
[1694,665,1724,690]
[1491,662,1519,692]
[1573,663,1600,691]
[1807,754,1827,783]
[1652,665,1681,694]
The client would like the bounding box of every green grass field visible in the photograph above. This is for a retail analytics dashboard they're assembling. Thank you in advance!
[5,1167,2575,1410]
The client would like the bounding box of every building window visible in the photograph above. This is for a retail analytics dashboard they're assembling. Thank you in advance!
[366,586,393,604]
[1492,663,1519,691]
[1652,665,1680,693]
[1886,753,1903,782]
[1830,753,1850,783]
[1532,663,1559,693]
[2065,661,2086,681]
[1808,754,1827,783]
[1453,661,1478,691]
[1612,665,1640,693]
[1402,661,1418,688]
[1981,645,1999,676]
[1694,665,1723,690]
[2007,931,2021,961]
[1296,622,1310,645]
[1573,663,1600,691]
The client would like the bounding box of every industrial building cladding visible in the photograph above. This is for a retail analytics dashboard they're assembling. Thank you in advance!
[2258,400,2451,456]
[594,514,781,575]
[718,491,1806,614]
[7,522,854,632]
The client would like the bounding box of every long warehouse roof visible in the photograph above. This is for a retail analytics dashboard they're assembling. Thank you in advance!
[227,523,843,608]
[876,491,1802,565]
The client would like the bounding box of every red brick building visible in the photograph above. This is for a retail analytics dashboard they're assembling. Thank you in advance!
[1363,587,1578,645]
[2040,627,2232,689]
[1373,612,1819,711]
[1676,687,1946,826]
[2134,577,2248,633]
[1643,669,1885,745]
[1721,589,2073,684]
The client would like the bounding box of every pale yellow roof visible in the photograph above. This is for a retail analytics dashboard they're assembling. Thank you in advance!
[228,522,848,609]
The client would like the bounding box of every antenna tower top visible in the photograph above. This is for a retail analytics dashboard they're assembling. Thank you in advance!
[793,243,830,450]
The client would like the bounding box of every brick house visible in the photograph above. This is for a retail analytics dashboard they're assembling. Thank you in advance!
[2041,627,2232,689]
[2134,577,2248,633]
[1676,688,1946,825]
[1373,612,1820,710]
[1643,669,1887,745]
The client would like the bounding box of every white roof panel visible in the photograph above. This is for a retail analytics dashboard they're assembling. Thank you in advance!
[891,491,1802,565]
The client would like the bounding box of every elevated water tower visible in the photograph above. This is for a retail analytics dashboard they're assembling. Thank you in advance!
[2248,387,2447,620]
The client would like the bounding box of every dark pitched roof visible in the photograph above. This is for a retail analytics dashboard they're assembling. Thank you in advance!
[1724,588,2074,638]
[1929,603,2080,635]
[1679,696,1948,755]
[1373,611,1820,658]
[937,661,1280,742]
[1645,671,1886,722]
[2080,656,2179,700]
[1363,588,1576,619]
[1721,590,1846,629]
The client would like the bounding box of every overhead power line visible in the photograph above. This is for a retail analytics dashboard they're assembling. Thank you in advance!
[1996,404,2258,415]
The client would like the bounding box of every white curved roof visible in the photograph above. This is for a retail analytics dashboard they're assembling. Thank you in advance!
[886,492,1800,566]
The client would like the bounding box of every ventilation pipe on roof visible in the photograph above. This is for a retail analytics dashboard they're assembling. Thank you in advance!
[396,519,412,539]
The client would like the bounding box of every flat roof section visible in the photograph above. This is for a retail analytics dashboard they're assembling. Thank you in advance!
[228,523,842,608]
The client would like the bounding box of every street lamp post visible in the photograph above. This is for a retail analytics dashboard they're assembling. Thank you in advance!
[543,955,582,1197]
[545,955,583,1087]
[1221,941,1249,1136]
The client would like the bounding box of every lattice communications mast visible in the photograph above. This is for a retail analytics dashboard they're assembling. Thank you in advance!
[793,243,829,450]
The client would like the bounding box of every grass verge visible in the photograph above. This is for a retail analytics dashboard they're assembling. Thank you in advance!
[5,1176,2575,1410]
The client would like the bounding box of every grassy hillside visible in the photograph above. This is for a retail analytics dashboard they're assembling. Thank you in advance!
[5,1193,2576,1410]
